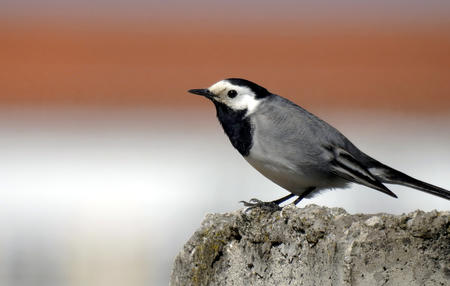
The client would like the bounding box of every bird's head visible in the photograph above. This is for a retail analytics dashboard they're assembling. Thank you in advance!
[188,78,271,114]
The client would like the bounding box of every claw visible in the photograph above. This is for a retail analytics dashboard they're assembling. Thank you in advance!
[239,199,282,212]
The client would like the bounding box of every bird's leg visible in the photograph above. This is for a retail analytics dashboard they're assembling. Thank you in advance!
[240,193,295,212]
[271,193,296,205]
[292,187,316,205]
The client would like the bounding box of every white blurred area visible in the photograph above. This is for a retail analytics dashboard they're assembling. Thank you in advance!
[0,107,449,286]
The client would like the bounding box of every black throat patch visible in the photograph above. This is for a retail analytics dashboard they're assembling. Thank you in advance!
[213,102,253,156]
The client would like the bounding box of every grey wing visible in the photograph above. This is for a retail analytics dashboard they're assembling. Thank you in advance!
[253,95,397,197]
[323,145,397,197]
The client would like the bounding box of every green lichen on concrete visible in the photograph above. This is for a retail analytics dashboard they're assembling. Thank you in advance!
[190,227,227,285]
[185,214,245,286]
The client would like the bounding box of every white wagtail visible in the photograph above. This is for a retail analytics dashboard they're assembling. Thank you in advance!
[189,78,450,209]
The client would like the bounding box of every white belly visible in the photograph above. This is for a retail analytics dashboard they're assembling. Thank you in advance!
[245,155,318,196]
[245,150,349,196]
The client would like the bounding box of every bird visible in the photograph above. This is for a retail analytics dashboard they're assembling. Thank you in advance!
[188,78,450,209]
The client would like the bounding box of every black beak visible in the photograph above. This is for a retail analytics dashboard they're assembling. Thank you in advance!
[188,88,215,100]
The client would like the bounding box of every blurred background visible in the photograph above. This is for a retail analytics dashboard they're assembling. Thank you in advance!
[1,0,450,285]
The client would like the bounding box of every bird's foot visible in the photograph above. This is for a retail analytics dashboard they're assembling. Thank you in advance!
[240,198,282,212]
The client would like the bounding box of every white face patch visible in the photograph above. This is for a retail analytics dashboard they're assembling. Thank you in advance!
[208,80,262,115]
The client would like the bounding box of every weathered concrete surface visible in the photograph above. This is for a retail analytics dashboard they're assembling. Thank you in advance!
[170,204,449,286]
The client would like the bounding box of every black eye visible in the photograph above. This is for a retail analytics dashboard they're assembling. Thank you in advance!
[227,90,237,98]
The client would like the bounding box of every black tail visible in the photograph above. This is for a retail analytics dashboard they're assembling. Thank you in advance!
[370,165,450,200]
